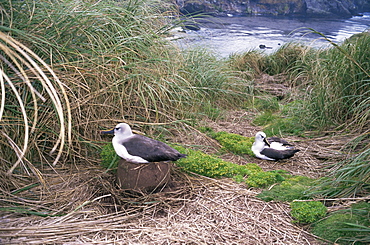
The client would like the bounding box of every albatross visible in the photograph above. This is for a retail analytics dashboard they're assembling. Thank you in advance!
[101,123,187,163]
[251,131,300,160]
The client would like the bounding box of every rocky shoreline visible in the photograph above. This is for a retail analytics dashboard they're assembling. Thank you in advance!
[176,0,370,17]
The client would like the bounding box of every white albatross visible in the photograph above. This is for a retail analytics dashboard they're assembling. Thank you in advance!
[101,123,187,163]
[251,131,300,161]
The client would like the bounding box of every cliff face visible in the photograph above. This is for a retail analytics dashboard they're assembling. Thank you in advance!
[176,0,370,17]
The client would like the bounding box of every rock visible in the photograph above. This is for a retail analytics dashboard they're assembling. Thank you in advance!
[117,159,171,193]
[259,44,273,49]
[175,0,370,17]
[305,0,353,17]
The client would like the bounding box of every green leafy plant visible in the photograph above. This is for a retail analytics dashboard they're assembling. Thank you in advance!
[212,131,255,156]
[290,201,327,224]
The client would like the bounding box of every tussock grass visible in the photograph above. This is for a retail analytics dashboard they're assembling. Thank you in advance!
[298,31,370,131]
[229,32,369,133]
[0,32,71,177]
[0,0,251,183]
[264,43,312,77]
[313,144,370,198]
[312,202,370,244]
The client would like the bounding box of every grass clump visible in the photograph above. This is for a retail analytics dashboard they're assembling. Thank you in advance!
[313,146,370,198]
[252,112,305,136]
[252,97,280,112]
[264,43,310,76]
[251,98,307,137]
[228,50,265,77]
[1,0,253,182]
[312,202,370,244]
[290,201,327,224]
[100,143,119,172]
[257,175,315,202]
[298,31,370,131]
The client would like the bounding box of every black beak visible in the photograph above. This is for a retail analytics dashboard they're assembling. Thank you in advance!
[101,128,115,135]
[263,137,271,147]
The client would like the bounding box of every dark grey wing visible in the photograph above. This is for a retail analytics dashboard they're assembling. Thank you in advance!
[122,135,186,162]
[260,148,300,160]
[268,137,294,146]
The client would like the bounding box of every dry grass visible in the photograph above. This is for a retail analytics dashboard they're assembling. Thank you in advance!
[0,164,321,244]
[1,109,351,245]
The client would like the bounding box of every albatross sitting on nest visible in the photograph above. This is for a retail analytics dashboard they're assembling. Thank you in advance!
[101,123,187,163]
[251,131,300,161]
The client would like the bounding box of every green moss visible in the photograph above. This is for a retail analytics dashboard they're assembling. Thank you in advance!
[174,145,285,188]
[174,146,259,178]
[245,171,284,188]
[212,131,255,156]
[100,143,119,171]
[257,175,315,202]
[290,201,327,224]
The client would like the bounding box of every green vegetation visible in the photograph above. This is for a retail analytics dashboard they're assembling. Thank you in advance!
[303,31,370,130]
[1,1,369,244]
[313,146,370,198]
[257,175,315,202]
[252,112,306,136]
[228,40,369,245]
[264,43,311,76]
[100,143,119,172]
[174,146,285,188]
[312,202,370,244]
[212,131,255,156]
[244,170,286,188]
[290,201,327,224]
[0,0,250,172]
[229,36,369,133]
[249,97,280,112]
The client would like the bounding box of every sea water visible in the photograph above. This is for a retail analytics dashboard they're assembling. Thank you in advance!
[172,13,370,58]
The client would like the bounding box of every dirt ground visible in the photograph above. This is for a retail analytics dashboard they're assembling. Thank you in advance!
[0,109,351,244]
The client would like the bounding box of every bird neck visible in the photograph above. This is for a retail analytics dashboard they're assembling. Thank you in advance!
[113,132,133,143]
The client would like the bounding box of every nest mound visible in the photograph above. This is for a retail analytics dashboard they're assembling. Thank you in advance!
[0,163,319,244]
